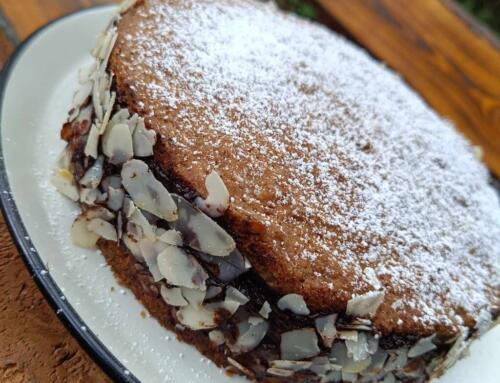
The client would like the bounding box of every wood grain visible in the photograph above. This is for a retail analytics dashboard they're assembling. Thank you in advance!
[317,0,500,177]
[0,214,111,382]
[0,2,113,381]
[0,24,14,64]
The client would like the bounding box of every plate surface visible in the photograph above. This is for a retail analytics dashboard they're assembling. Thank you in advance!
[0,6,498,383]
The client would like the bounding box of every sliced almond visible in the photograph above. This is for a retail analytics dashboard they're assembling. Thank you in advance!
[205,285,223,299]
[176,304,217,330]
[205,286,248,317]
[158,229,183,246]
[315,314,337,347]
[56,146,71,170]
[346,290,385,317]
[171,194,235,257]
[208,330,225,346]
[160,285,188,307]
[321,370,342,382]
[277,294,310,315]
[259,301,272,319]
[226,358,254,378]
[110,108,130,127]
[51,168,79,202]
[102,122,134,165]
[122,160,178,221]
[225,286,249,306]
[309,356,339,376]
[97,27,115,60]
[70,207,115,248]
[384,348,408,372]
[364,348,388,375]
[107,187,125,211]
[408,334,437,358]
[366,333,379,355]
[132,118,156,157]
[79,156,104,189]
[267,368,294,377]
[87,218,117,241]
[71,215,100,248]
[92,72,104,121]
[157,246,208,290]
[123,234,142,260]
[119,0,137,14]
[437,331,469,372]
[126,113,139,135]
[280,328,320,361]
[338,330,358,341]
[86,206,115,221]
[138,238,163,282]
[230,316,269,353]
[345,331,370,362]
[218,286,248,315]
[342,371,359,382]
[269,360,312,372]
[77,103,93,124]
[99,91,116,135]
[78,62,97,83]
[84,124,100,158]
[337,317,373,331]
[91,31,104,58]
[181,287,206,306]
[330,341,371,374]
[101,175,122,190]
[79,187,99,206]
[381,373,396,383]
[100,28,118,72]
[248,316,264,326]
[198,249,247,281]
[123,198,156,240]
[116,211,123,239]
[72,81,93,109]
[195,170,230,217]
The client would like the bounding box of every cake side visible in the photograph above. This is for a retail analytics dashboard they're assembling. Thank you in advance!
[49,0,500,382]
[110,0,500,337]
[98,238,315,383]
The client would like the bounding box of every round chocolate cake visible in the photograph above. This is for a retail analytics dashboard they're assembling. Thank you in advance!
[51,0,500,382]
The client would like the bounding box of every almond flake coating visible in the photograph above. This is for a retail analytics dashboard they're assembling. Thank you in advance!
[112,0,500,336]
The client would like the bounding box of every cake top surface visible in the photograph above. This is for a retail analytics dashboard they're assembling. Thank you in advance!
[110,0,500,336]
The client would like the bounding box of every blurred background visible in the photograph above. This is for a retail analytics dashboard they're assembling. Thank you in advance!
[277,0,500,35]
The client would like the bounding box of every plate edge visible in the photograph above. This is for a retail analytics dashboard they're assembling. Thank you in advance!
[0,6,139,383]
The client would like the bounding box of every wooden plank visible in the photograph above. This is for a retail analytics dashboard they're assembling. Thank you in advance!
[317,0,500,177]
[0,213,111,382]
[0,2,112,380]
[0,28,14,68]
[0,0,115,40]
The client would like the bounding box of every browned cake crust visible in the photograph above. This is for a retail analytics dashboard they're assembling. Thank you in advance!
[98,239,304,382]
[109,0,499,337]
[52,0,500,382]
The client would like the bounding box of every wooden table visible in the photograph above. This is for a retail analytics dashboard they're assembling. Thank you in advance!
[0,0,498,382]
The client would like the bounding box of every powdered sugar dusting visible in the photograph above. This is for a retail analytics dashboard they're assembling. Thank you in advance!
[113,0,500,331]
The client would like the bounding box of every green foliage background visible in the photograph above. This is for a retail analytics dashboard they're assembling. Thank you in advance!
[277,0,500,36]
[457,0,500,35]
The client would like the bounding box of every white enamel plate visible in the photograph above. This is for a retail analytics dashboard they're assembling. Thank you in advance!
[0,6,498,383]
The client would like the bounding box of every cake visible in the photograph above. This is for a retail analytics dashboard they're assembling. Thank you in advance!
[51,0,500,381]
